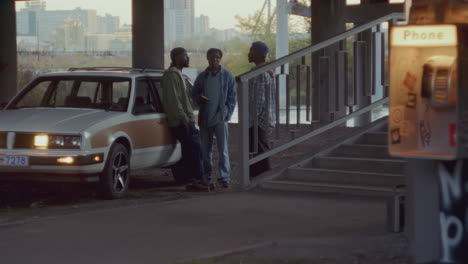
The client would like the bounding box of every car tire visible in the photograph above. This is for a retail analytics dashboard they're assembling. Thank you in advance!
[100,143,130,199]
[170,161,186,185]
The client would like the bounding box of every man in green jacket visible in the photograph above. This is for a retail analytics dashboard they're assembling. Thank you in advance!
[161,47,208,192]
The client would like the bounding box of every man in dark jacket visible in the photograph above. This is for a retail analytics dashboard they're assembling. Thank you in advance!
[161,47,208,192]
[192,48,237,188]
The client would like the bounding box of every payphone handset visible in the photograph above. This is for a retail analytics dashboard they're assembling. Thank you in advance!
[389,24,459,159]
[421,56,457,109]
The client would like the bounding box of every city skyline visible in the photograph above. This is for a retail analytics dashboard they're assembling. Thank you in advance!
[15,0,269,30]
[15,1,250,55]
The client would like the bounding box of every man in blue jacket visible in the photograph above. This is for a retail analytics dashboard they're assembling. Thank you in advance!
[192,48,237,188]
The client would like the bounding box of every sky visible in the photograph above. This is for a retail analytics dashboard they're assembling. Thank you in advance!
[15,0,270,30]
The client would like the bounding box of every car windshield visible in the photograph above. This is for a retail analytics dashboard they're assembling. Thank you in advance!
[9,76,131,112]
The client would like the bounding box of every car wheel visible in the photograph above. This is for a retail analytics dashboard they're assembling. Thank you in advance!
[170,161,186,185]
[100,143,130,199]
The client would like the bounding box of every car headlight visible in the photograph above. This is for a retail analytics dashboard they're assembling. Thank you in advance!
[34,134,81,149]
[34,135,48,148]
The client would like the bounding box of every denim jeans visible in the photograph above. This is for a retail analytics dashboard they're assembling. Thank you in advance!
[199,122,231,182]
[170,121,204,183]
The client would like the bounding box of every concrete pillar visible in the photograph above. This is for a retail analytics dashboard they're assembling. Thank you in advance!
[405,159,441,263]
[353,29,373,126]
[311,0,346,123]
[0,0,18,103]
[276,0,289,108]
[132,0,165,69]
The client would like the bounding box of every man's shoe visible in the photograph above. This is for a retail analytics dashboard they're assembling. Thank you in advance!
[218,181,229,189]
[185,182,210,192]
[200,179,216,191]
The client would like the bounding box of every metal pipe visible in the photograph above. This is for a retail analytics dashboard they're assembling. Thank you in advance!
[275,73,280,139]
[237,80,250,187]
[286,74,290,131]
[253,77,259,154]
[296,64,301,129]
[306,65,311,122]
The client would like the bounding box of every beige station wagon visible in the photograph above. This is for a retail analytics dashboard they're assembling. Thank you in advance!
[0,67,191,199]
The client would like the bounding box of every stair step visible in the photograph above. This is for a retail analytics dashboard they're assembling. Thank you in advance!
[260,180,398,197]
[334,144,392,159]
[305,157,405,174]
[359,132,388,146]
[285,167,404,187]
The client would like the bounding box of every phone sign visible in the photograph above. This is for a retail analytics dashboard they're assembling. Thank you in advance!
[392,25,458,47]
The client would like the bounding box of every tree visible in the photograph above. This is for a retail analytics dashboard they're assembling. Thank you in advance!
[226,2,311,74]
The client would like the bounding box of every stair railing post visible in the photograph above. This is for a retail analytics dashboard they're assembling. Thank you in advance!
[238,79,250,188]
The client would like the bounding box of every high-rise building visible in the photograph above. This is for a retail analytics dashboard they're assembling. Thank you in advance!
[164,0,195,44]
[16,3,97,43]
[97,14,120,34]
[194,14,209,34]
[25,0,46,11]
[53,18,86,52]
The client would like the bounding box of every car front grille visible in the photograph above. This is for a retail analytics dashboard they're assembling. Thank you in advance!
[14,133,35,149]
[0,132,6,149]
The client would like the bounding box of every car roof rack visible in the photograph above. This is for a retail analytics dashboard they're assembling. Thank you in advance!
[130,68,166,73]
[68,67,166,74]
[68,67,134,72]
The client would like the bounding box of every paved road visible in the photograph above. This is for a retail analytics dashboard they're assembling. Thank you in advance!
[0,190,389,264]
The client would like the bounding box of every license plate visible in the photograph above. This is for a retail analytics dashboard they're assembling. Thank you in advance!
[0,155,29,167]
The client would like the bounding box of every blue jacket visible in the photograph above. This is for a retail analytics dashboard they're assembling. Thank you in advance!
[192,66,237,127]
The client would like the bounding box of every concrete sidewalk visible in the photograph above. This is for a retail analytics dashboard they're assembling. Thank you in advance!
[0,190,407,264]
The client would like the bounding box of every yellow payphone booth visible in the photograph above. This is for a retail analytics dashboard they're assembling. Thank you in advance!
[389,24,459,159]
[390,1,468,263]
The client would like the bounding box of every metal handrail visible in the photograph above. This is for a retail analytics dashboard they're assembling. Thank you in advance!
[249,98,389,165]
[236,12,405,187]
[237,12,405,82]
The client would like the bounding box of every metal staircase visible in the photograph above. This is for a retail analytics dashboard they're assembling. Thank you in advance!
[235,13,407,190]
[260,118,406,196]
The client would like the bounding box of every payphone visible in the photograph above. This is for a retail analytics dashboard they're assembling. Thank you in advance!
[389,1,468,263]
[389,24,460,159]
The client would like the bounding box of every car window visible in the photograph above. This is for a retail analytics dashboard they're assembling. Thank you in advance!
[77,81,103,104]
[48,80,74,107]
[9,76,131,112]
[151,79,163,98]
[150,79,164,113]
[112,81,130,103]
[133,79,157,115]
[14,81,51,108]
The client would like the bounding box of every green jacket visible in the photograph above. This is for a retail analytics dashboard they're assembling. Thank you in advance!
[161,67,194,127]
